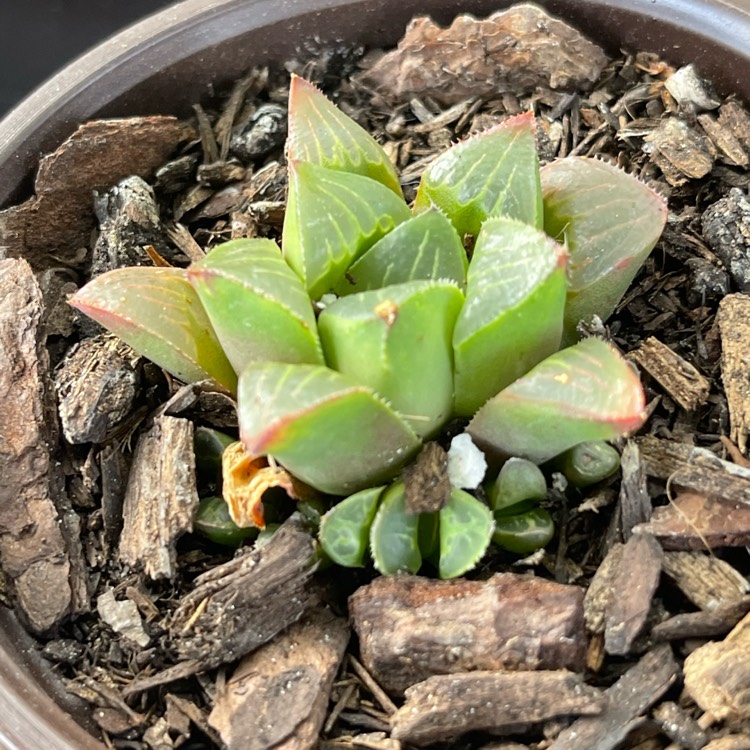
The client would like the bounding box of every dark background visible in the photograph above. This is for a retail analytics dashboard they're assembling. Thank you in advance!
[0,0,175,116]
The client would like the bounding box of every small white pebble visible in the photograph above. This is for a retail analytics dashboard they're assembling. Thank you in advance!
[447,433,487,489]
[316,293,339,311]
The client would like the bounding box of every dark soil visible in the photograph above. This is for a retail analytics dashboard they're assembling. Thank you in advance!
[2,6,750,750]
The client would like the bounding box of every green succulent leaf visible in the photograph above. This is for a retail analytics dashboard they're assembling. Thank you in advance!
[318,486,384,567]
[370,482,422,575]
[238,362,420,495]
[438,488,494,579]
[68,267,237,393]
[541,156,667,338]
[490,457,548,516]
[319,280,463,437]
[558,440,621,487]
[334,208,467,296]
[193,496,258,547]
[287,75,403,196]
[453,217,567,416]
[188,238,323,373]
[493,507,554,555]
[468,337,647,464]
[414,112,542,236]
[283,161,411,299]
[194,426,236,487]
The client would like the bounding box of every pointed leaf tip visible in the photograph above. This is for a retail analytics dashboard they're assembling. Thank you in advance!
[287,74,403,196]
[414,111,542,236]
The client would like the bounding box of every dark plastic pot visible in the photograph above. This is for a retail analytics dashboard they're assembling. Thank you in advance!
[0,0,748,747]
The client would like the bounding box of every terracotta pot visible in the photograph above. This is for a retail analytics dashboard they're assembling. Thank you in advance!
[0,0,748,747]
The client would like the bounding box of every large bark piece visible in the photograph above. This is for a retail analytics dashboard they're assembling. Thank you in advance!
[662,551,750,611]
[391,670,604,746]
[0,117,192,270]
[548,644,680,750]
[124,517,318,695]
[349,573,587,696]
[118,415,198,580]
[604,533,662,656]
[358,4,607,106]
[0,258,87,633]
[209,608,349,750]
[637,491,750,550]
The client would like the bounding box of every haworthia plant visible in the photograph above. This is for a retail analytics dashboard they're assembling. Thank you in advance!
[71,73,666,579]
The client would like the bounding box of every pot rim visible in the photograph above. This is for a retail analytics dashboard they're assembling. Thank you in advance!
[0,1,748,748]
[1,0,750,207]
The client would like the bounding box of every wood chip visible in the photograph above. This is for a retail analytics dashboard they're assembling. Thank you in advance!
[358,4,607,106]
[719,100,750,151]
[0,117,192,269]
[55,334,142,444]
[401,442,451,514]
[349,573,586,696]
[718,294,750,454]
[583,543,623,634]
[646,117,714,182]
[604,533,663,656]
[653,598,750,641]
[118,415,199,580]
[0,258,88,633]
[662,551,750,611]
[684,612,750,724]
[616,439,652,542]
[704,737,750,750]
[630,337,710,411]
[637,435,750,505]
[208,607,349,750]
[652,701,709,750]
[96,588,150,648]
[91,176,176,276]
[548,644,679,750]
[706,194,750,293]
[698,113,749,167]
[390,670,604,746]
[124,517,318,695]
[637,490,750,550]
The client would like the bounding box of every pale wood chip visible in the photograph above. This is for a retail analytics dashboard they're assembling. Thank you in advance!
[662,551,750,611]
[630,336,710,411]
[718,294,750,455]
[118,415,198,580]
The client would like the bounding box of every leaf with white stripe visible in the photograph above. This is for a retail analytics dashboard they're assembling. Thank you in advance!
[238,362,420,495]
[334,208,467,295]
[283,161,411,299]
[69,267,237,393]
[414,112,542,236]
[541,156,667,339]
[453,217,567,416]
[189,238,323,373]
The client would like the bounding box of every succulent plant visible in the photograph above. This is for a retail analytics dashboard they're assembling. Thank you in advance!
[70,75,666,578]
